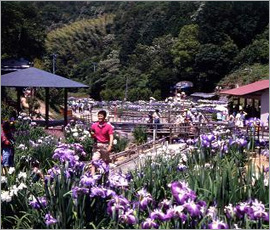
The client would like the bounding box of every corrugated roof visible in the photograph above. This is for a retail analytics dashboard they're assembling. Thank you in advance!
[220,80,269,96]
[1,67,88,88]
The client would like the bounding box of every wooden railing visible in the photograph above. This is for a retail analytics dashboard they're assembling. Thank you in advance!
[110,137,168,165]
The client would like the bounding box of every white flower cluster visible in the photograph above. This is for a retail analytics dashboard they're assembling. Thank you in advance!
[29,135,56,148]
[17,112,31,122]
[65,122,90,141]
[17,144,28,151]
[1,172,28,203]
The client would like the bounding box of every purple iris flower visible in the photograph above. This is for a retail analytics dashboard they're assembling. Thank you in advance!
[90,186,116,198]
[177,164,188,172]
[252,209,269,221]
[74,161,85,171]
[45,214,57,226]
[71,186,89,199]
[80,174,101,187]
[137,188,153,210]
[158,199,172,211]
[119,209,137,225]
[222,144,228,153]
[224,204,235,219]
[207,134,215,142]
[166,205,187,222]
[237,138,247,147]
[197,200,207,214]
[200,134,207,141]
[207,206,218,219]
[29,196,47,209]
[92,159,110,174]
[74,144,87,157]
[47,166,61,178]
[249,199,269,221]
[107,195,130,216]
[208,219,228,229]
[109,172,129,188]
[125,172,133,182]
[235,202,252,218]
[64,169,73,179]
[183,200,201,217]
[141,218,159,229]
[169,181,196,204]
[228,139,236,146]
[201,139,210,148]
[107,203,125,217]
[211,142,219,149]
[150,209,167,221]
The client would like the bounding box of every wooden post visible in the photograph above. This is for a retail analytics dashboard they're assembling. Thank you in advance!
[64,88,68,126]
[169,126,172,144]
[252,99,255,117]
[237,97,240,110]
[45,88,49,129]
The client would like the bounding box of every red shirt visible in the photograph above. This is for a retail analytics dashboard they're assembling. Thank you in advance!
[91,122,114,143]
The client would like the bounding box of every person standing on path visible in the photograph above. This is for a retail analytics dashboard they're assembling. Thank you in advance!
[90,110,114,175]
[1,121,15,175]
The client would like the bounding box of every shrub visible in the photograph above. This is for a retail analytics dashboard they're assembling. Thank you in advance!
[113,135,129,153]
[133,126,148,145]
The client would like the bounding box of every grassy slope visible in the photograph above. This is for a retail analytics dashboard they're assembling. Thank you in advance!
[219,63,269,87]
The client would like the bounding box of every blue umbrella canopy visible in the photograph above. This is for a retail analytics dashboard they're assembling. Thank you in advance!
[175,81,194,89]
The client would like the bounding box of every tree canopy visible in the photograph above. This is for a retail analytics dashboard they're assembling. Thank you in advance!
[1,1,269,100]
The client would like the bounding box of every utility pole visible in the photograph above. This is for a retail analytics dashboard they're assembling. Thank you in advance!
[93,62,97,72]
[52,53,58,74]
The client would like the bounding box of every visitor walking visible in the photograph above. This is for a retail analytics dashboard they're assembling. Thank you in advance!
[152,109,161,124]
[235,107,247,128]
[90,110,114,175]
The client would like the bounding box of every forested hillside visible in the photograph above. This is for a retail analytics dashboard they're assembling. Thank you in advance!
[1,1,269,100]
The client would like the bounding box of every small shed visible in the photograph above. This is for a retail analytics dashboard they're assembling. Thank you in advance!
[220,80,269,125]
[1,67,88,127]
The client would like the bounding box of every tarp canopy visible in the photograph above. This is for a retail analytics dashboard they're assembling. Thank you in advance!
[190,92,216,99]
[1,67,88,88]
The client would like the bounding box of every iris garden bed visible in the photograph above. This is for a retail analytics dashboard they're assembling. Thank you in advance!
[1,117,269,229]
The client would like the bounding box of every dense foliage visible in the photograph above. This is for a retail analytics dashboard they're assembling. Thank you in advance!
[1,1,269,99]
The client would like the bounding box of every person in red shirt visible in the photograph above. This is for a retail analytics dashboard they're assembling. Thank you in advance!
[1,121,15,175]
[90,110,114,175]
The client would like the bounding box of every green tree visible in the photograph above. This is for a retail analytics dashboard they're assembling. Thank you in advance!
[1,1,45,59]
[194,38,238,91]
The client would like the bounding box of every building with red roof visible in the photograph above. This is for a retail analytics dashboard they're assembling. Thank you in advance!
[220,80,269,125]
